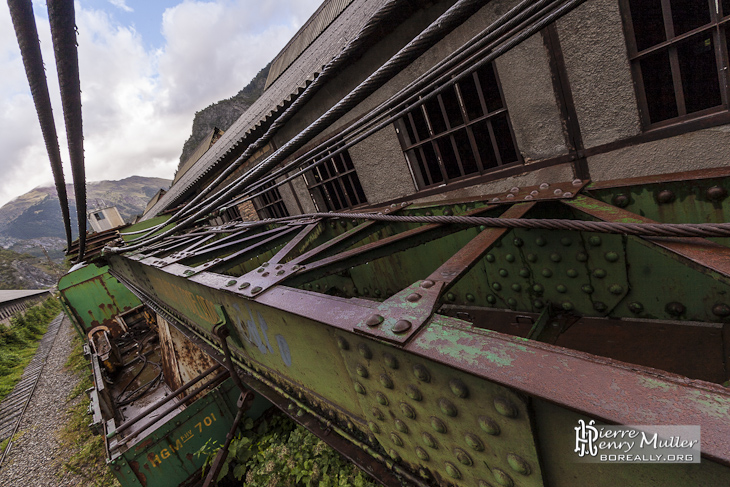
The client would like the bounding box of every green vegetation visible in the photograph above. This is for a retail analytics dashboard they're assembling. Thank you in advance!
[59,335,121,487]
[0,249,64,290]
[200,412,378,487]
[0,298,61,400]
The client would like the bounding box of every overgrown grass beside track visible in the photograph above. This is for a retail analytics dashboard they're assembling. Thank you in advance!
[0,298,62,402]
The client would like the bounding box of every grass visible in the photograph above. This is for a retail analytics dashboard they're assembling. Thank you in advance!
[0,298,61,402]
[58,336,121,487]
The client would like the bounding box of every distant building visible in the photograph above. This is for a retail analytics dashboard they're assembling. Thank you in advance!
[0,289,51,326]
[87,206,125,233]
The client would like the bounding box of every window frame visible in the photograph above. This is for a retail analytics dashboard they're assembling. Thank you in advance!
[253,180,290,219]
[395,62,522,190]
[304,147,367,212]
[619,0,730,128]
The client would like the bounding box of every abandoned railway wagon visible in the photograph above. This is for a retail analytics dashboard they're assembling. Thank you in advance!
[16,0,730,485]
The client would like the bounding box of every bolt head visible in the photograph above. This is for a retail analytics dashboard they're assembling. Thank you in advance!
[666,301,686,316]
[657,190,675,204]
[465,433,484,451]
[494,397,518,418]
[421,279,435,289]
[365,314,384,327]
[413,364,430,382]
[430,416,447,433]
[438,398,458,417]
[406,293,422,302]
[612,194,630,207]
[416,447,429,461]
[393,320,412,334]
[383,353,398,369]
[707,186,728,201]
[479,415,500,435]
[628,302,644,314]
[507,453,531,475]
[712,303,730,317]
[445,462,461,479]
[251,286,263,294]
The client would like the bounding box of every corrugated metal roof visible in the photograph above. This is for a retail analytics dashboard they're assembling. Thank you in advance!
[0,289,51,305]
[143,0,390,219]
[265,0,355,90]
[172,127,222,185]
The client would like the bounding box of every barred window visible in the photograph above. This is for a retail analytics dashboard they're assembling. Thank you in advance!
[621,0,730,126]
[304,148,367,211]
[254,181,289,219]
[395,63,520,189]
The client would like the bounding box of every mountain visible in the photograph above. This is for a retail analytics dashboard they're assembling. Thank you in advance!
[178,63,270,166]
[0,248,65,289]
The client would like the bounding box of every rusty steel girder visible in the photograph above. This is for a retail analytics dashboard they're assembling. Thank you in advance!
[104,175,730,487]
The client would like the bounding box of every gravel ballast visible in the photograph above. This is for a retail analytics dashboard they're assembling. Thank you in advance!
[0,315,87,487]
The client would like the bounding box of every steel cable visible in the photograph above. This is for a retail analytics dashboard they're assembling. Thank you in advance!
[47,0,86,261]
[7,0,74,252]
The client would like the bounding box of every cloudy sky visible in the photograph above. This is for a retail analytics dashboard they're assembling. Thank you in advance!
[0,0,322,209]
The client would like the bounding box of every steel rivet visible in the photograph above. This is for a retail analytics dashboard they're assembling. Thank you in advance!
[554,188,563,196]
[365,314,384,327]
[507,453,531,475]
[576,252,588,262]
[374,288,381,296]
[525,194,534,200]
[556,284,567,293]
[511,283,521,292]
[593,301,608,312]
[372,408,384,420]
[589,236,602,246]
[413,364,430,382]
[561,301,574,311]
[657,190,675,204]
[527,253,537,263]
[533,299,544,309]
[510,186,520,193]
[712,303,730,317]
[486,254,496,263]
[445,462,462,479]
[407,293,422,302]
[566,268,578,278]
[666,302,686,316]
[465,433,485,451]
[262,272,270,277]
[513,238,523,247]
[446,293,456,302]
[362,287,369,295]
[492,282,502,291]
[393,320,412,334]
[463,293,474,303]
[316,284,321,290]
[368,422,380,434]
[499,268,509,277]
[507,193,515,199]
[238,282,250,289]
[356,365,369,378]
[383,353,398,369]
[454,447,473,466]
[400,402,416,419]
[519,268,530,278]
[336,336,349,350]
[492,197,501,202]
[628,302,644,314]
[406,385,422,401]
[613,194,630,207]
[593,268,607,278]
[532,284,544,294]
[707,186,728,201]
[389,449,401,462]
[390,432,403,446]
[438,398,458,417]
[416,447,429,461]
[251,286,263,294]
[535,237,547,246]
[443,208,453,216]
[257,268,265,273]
[539,182,550,190]
[276,270,285,275]
[507,298,517,308]
[479,416,500,435]
[608,284,623,295]
[505,254,515,263]
[493,468,515,487]
[487,294,497,304]
[572,178,582,186]
[184,270,194,276]
[494,397,518,418]
[358,343,372,359]
[560,237,572,246]
[581,284,594,294]
[479,225,487,231]
[354,382,366,395]
[376,392,389,406]
[395,419,408,434]
[449,378,469,398]
[530,190,539,196]
[605,251,619,262]
[430,416,447,433]
[422,432,438,449]
[550,253,561,263]
[541,268,553,278]
[563,191,573,198]
[379,374,394,389]
[225,280,237,287]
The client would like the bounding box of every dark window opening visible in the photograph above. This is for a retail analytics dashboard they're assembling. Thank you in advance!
[254,180,290,219]
[396,62,521,189]
[304,148,367,211]
[623,0,729,126]
[94,212,105,221]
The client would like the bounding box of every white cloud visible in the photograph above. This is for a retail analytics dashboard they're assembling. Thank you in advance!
[0,0,322,210]
[109,0,133,13]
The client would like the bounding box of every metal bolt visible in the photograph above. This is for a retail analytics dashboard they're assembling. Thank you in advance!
[566,268,578,278]
[413,364,430,382]
[554,188,563,196]
[666,302,686,316]
[454,447,473,466]
[376,392,389,406]
[225,280,237,287]
[430,416,447,433]
[466,293,475,302]
[612,194,630,207]
[563,192,573,198]
[532,284,544,294]
[421,280,435,288]
[449,378,468,398]
[510,186,520,193]
[505,254,516,263]
[539,182,550,190]
[572,178,582,186]
[657,190,675,204]
[276,270,285,275]
[593,268,607,278]
[416,447,429,461]
[438,398,458,417]
[628,302,644,314]
[712,303,730,317]
[445,462,462,479]
[519,268,530,278]
[524,195,533,200]
[493,468,515,487]
[336,336,349,350]
[356,365,368,378]
[365,314,384,327]
[541,268,553,278]
[383,353,398,369]
[251,286,263,294]
[238,282,250,289]
[499,268,509,277]
[379,374,394,389]
[556,284,567,293]
[507,453,531,476]
[464,433,485,451]
[358,343,372,359]
[550,253,561,263]
[406,293,422,302]
[486,254,496,263]
[390,432,403,446]
[492,282,502,291]
[605,251,619,262]
[393,320,412,334]
[422,432,438,449]
[354,382,366,395]
[406,385,422,401]
[494,397,518,418]
[507,298,517,308]
[400,402,416,419]
[511,283,521,292]
[486,294,497,304]
[395,419,408,434]
[707,186,728,201]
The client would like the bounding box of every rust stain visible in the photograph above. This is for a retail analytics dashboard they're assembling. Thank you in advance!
[129,460,147,487]
[134,438,154,453]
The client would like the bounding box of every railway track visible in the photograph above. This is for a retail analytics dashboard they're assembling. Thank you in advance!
[0,313,64,467]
